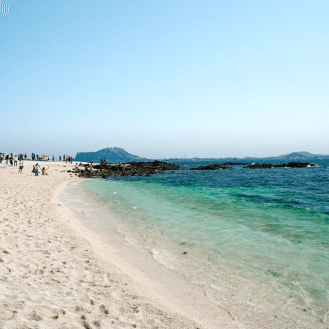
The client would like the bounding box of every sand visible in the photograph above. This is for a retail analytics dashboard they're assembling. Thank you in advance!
[0,161,238,329]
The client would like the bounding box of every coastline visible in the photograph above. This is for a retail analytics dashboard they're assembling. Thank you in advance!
[0,161,237,328]
[58,180,244,329]
[56,166,329,329]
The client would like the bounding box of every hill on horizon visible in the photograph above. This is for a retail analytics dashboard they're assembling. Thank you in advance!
[75,148,329,163]
[163,151,329,161]
[74,147,147,163]
[243,151,329,160]
[275,151,326,159]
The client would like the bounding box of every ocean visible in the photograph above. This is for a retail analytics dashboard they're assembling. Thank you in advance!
[61,158,329,329]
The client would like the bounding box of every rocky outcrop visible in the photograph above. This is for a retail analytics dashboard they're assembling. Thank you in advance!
[79,161,180,178]
[189,164,232,170]
[244,162,315,169]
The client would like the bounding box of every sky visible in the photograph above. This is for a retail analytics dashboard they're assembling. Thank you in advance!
[1,0,328,159]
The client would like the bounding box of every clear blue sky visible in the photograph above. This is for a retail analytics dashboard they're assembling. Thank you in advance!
[1,0,328,158]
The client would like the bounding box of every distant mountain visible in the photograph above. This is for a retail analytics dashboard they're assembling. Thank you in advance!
[163,152,329,162]
[75,149,329,163]
[275,152,328,159]
[243,152,329,160]
[75,147,148,163]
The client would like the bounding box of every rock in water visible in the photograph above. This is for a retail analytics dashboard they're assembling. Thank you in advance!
[244,162,315,169]
[190,164,232,170]
[81,161,181,178]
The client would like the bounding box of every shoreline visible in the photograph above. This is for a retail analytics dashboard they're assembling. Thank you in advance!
[57,167,328,329]
[58,179,243,329]
[0,161,237,328]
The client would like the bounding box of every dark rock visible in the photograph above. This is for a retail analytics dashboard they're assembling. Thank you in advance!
[243,163,274,169]
[85,161,181,179]
[244,162,315,169]
[190,164,232,170]
[221,162,249,165]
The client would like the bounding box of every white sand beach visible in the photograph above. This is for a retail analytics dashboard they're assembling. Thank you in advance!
[0,161,238,329]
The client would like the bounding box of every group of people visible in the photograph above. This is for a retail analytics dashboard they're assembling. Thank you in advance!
[1,152,74,176]
[31,153,73,163]
[0,153,26,165]
[31,153,49,161]
[59,155,74,163]
[1,153,74,163]
[32,164,49,176]
[0,153,25,173]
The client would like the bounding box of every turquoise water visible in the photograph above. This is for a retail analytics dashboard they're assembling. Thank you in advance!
[75,160,329,328]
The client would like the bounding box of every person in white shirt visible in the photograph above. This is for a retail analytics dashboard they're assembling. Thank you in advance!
[14,155,18,166]
[18,160,24,174]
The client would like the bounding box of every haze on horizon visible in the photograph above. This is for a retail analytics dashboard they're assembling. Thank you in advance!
[1,0,328,159]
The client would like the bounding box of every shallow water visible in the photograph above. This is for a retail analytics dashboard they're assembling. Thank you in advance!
[66,159,329,328]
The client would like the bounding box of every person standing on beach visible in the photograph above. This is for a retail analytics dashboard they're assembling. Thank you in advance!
[34,163,39,176]
[14,155,18,166]
[18,159,24,174]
